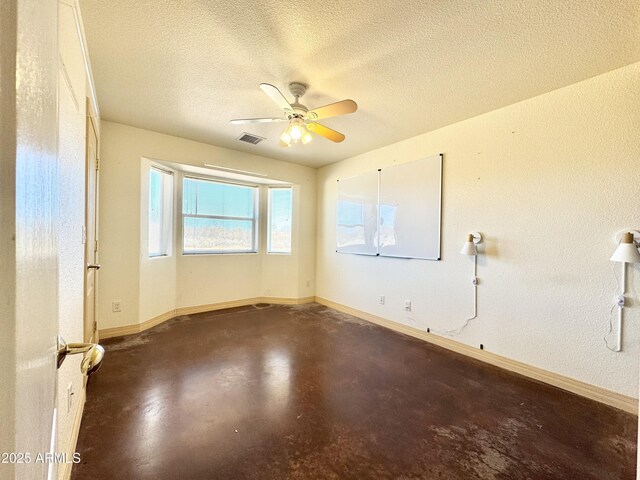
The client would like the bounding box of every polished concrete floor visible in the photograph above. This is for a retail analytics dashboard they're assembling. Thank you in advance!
[73,303,637,479]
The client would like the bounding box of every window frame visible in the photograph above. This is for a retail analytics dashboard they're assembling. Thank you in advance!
[148,165,174,258]
[181,175,259,255]
[267,186,293,255]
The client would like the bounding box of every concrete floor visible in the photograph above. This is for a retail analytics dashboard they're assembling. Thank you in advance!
[73,303,637,479]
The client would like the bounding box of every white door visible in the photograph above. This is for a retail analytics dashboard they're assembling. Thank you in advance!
[0,1,60,479]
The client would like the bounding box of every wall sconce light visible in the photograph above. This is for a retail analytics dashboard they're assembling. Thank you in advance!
[442,232,483,336]
[611,232,640,263]
[460,232,481,256]
[608,230,640,352]
[461,231,482,308]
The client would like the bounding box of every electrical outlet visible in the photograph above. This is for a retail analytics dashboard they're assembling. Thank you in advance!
[306,280,310,287]
[379,295,385,305]
[112,301,122,313]
[67,383,74,413]
[404,300,412,311]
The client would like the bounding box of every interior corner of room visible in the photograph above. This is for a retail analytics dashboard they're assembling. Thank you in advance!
[3,0,640,479]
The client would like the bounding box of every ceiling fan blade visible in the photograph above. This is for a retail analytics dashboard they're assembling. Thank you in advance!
[306,99,357,120]
[260,83,294,113]
[229,117,285,124]
[306,122,346,143]
[279,140,291,148]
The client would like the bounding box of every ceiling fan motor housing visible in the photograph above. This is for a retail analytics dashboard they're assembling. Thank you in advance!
[288,82,307,99]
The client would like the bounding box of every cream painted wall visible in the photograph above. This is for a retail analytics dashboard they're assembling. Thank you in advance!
[98,123,141,328]
[316,63,640,398]
[98,122,316,329]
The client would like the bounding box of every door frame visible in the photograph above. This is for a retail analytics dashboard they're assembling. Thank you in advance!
[84,98,100,343]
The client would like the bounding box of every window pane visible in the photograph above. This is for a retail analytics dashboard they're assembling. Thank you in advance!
[183,177,197,215]
[182,177,257,255]
[148,167,173,257]
[183,217,254,253]
[149,169,163,256]
[183,177,254,218]
[268,188,292,253]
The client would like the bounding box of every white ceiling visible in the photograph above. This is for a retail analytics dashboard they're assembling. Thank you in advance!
[79,0,640,168]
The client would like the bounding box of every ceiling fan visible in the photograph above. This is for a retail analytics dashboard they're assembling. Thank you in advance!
[230,82,357,147]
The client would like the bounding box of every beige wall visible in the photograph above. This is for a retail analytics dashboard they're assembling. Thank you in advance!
[316,63,640,398]
[98,122,316,329]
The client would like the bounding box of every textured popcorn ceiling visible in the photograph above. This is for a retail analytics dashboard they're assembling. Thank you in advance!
[79,0,640,168]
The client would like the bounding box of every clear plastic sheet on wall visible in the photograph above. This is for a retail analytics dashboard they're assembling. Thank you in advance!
[336,154,442,260]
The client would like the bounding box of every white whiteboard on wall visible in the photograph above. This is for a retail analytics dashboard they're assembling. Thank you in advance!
[378,154,442,259]
[336,170,379,255]
[336,154,442,260]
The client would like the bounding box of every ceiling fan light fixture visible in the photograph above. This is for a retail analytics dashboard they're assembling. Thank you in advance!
[301,131,313,144]
[289,118,304,141]
[280,130,292,145]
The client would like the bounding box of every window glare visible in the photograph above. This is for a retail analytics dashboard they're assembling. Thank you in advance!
[268,188,292,254]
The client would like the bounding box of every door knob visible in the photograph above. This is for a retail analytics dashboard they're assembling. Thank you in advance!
[87,264,101,270]
[57,337,105,376]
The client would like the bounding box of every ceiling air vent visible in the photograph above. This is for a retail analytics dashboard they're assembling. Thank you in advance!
[236,132,265,145]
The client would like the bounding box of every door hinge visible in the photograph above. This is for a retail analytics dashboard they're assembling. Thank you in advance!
[96,157,100,171]
[94,239,98,253]
[93,321,97,332]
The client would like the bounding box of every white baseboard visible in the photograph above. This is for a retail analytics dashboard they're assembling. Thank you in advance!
[61,387,86,480]
[99,296,315,339]
[314,296,638,415]
[259,296,316,306]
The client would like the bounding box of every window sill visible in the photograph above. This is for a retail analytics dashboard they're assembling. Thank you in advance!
[181,251,259,257]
